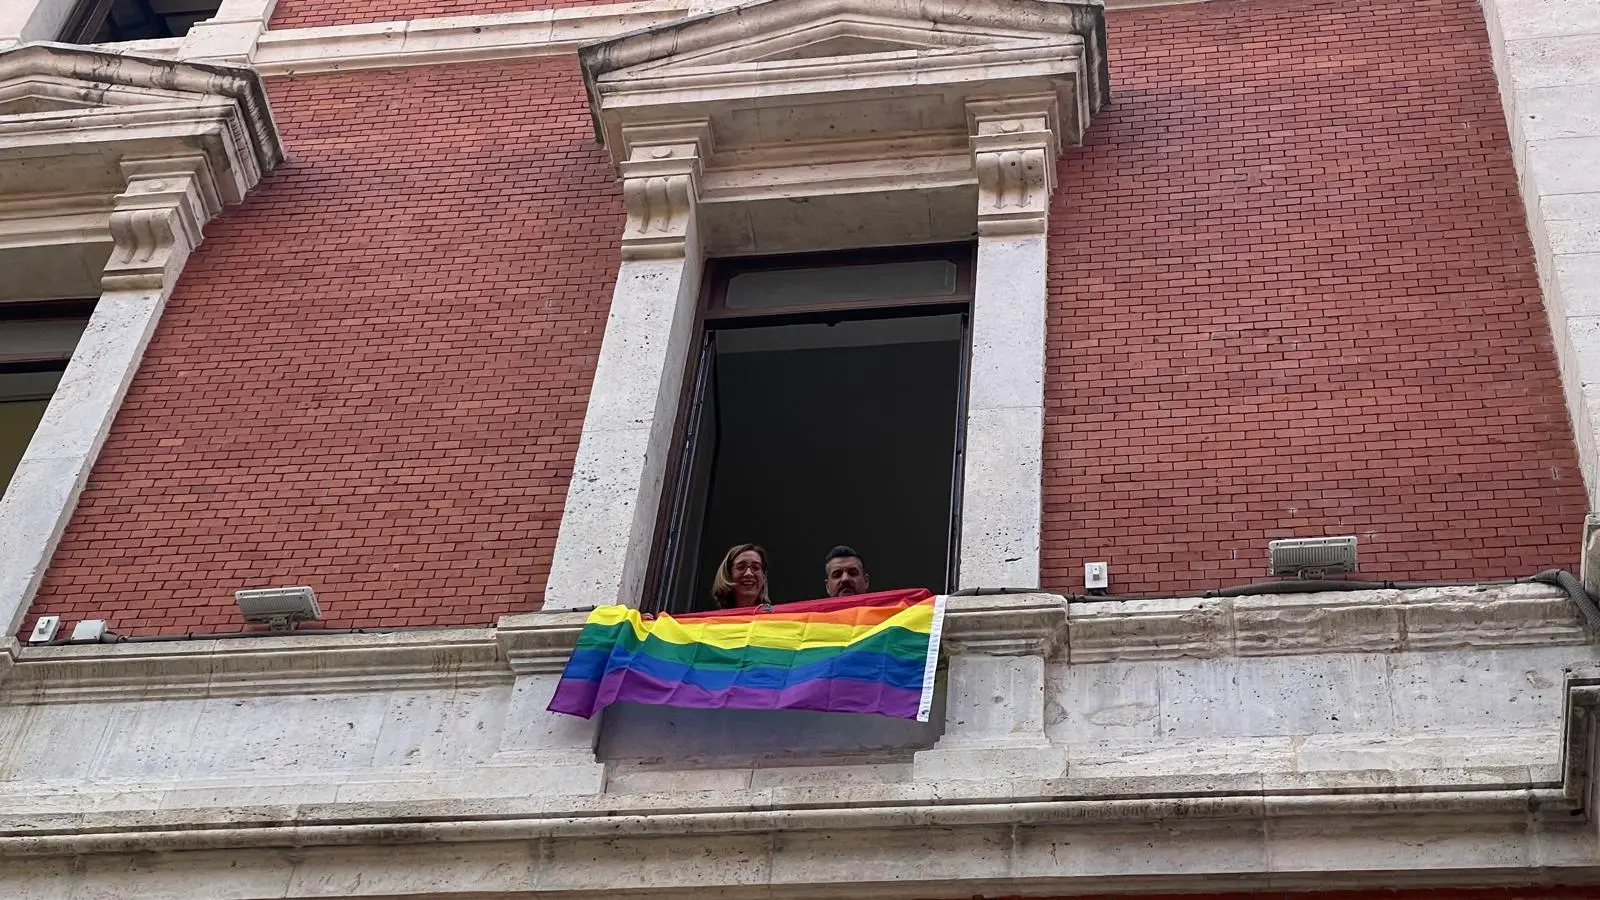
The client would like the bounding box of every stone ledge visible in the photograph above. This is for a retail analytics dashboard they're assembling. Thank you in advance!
[942,592,1067,657]
[0,628,505,704]
[1067,583,1587,662]
[0,773,1580,856]
[3,818,1597,900]
[2,584,1586,701]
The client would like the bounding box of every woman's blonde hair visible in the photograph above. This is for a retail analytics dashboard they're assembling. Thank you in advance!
[711,543,769,608]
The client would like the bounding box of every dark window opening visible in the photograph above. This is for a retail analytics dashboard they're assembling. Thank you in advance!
[650,245,974,614]
[1,300,95,495]
[61,0,221,42]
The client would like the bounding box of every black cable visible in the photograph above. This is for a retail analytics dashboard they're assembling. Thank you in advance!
[1526,569,1600,631]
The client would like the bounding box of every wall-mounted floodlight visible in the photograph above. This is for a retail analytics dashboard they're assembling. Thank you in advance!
[1268,536,1357,578]
[234,586,321,632]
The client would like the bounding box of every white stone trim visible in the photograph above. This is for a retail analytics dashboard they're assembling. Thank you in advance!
[1068,581,1587,662]
[958,97,1057,588]
[42,0,1211,76]
[1478,1,1600,579]
[542,124,709,610]
[252,2,691,75]
[0,583,1580,700]
[0,627,513,704]
[541,0,1105,608]
[177,0,279,63]
[0,0,75,48]
[0,585,1595,895]
[0,45,283,637]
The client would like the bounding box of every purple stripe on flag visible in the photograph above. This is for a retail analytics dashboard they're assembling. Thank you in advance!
[548,666,924,720]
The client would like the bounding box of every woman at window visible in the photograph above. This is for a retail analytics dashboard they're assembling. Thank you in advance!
[711,543,771,610]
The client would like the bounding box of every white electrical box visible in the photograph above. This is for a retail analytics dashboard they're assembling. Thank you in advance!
[1084,561,1109,591]
[28,615,60,643]
[69,619,107,643]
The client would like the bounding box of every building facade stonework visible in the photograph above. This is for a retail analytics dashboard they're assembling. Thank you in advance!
[1,0,1599,896]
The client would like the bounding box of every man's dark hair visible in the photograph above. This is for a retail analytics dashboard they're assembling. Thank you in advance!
[824,545,865,574]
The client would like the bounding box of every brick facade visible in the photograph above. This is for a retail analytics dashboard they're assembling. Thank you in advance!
[269,0,624,31]
[1041,0,1586,596]
[18,0,1588,635]
[25,59,620,634]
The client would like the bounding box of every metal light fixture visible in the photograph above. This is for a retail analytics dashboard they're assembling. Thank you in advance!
[234,586,321,632]
[1268,536,1358,578]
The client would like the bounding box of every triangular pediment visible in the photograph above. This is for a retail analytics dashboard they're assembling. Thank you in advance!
[583,0,1107,84]
[0,42,282,203]
[578,0,1108,253]
[0,74,215,118]
[0,44,252,117]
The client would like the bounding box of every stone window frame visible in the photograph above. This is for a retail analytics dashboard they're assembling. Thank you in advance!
[0,43,282,640]
[540,0,1109,612]
[641,240,982,611]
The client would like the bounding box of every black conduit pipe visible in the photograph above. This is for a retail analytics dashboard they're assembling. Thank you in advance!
[1527,568,1600,631]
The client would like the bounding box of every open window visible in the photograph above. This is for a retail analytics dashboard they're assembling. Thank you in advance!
[648,245,974,613]
[1,300,95,496]
[61,0,221,42]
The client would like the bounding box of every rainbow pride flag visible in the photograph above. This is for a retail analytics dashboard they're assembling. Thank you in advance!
[547,588,947,721]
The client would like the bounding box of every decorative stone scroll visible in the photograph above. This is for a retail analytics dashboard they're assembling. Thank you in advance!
[617,121,710,260]
[102,156,223,292]
[969,96,1060,236]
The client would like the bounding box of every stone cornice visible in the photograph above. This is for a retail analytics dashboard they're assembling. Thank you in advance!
[79,0,1210,79]
[495,611,590,675]
[0,43,282,187]
[943,592,1068,657]
[251,3,691,76]
[1,588,1598,893]
[0,773,1584,862]
[1067,583,1589,663]
[2,584,1585,703]
[579,0,1106,167]
[0,628,507,704]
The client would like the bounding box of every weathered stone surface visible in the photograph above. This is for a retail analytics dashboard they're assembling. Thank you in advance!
[0,586,1595,894]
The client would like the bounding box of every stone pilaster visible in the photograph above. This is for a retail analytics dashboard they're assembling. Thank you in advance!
[913,593,1069,779]
[543,121,711,610]
[491,611,608,793]
[957,97,1060,590]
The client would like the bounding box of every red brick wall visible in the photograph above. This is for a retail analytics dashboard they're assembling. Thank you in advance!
[1042,0,1587,596]
[24,58,620,635]
[269,0,625,31]
[20,0,1589,636]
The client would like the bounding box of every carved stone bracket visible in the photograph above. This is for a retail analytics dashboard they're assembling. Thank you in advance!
[941,592,1068,658]
[102,155,224,292]
[968,96,1061,236]
[496,610,592,676]
[618,120,711,261]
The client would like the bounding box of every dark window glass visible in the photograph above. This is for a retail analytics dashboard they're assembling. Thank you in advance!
[0,301,93,497]
[648,246,974,614]
[62,0,221,43]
